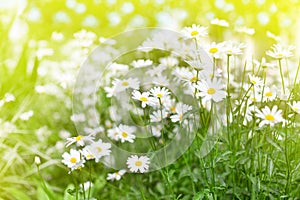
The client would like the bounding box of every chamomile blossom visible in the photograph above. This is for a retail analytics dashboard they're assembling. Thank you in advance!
[262,86,277,102]
[210,18,229,27]
[195,79,226,103]
[173,67,198,85]
[159,56,179,67]
[256,105,284,127]
[185,59,210,71]
[170,102,192,123]
[235,26,255,35]
[249,74,264,88]
[150,125,163,137]
[150,75,169,87]
[266,44,294,59]
[181,24,208,40]
[150,110,168,122]
[65,133,95,147]
[205,42,226,59]
[107,169,126,181]
[132,90,156,108]
[107,127,120,141]
[86,139,111,162]
[116,124,136,143]
[150,87,170,100]
[126,155,150,173]
[146,64,166,77]
[288,101,300,114]
[113,78,140,93]
[224,41,245,56]
[131,59,153,68]
[248,89,261,103]
[81,146,95,160]
[62,149,85,171]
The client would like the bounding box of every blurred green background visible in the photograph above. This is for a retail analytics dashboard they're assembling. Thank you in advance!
[1,0,300,44]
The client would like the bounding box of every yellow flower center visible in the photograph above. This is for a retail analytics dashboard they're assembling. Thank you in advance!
[76,135,83,141]
[86,154,93,159]
[157,93,163,98]
[207,88,216,95]
[97,147,102,152]
[122,132,128,138]
[122,81,129,86]
[190,77,197,83]
[278,53,283,57]
[70,157,77,163]
[170,106,176,112]
[265,114,275,121]
[191,30,199,36]
[265,92,273,97]
[251,80,257,85]
[209,47,218,53]
[251,97,257,102]
[179,114,183,121]
[140,97,148,102]
[135,161,142,166]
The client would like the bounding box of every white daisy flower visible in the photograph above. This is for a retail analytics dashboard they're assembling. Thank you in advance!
[146,64,166,77]
[235,26,255,35]
[65,133,95,147]
[132,90,156,108]
[19,110,34,121]
[152,75,170,87]
[259,57,276,69]
[159,56,179,67]
[107,169,126,181]
[266,44,294,59]
[107,127,120,141]
[131,59,153,68]
[248,89,261,103]
[205,41,226,59]
[210,18,229,27]
[223,41,245,56]
[126,155,150,173]
[150,110,168,122]
[262,86,277,102]
[81,146,95,160]
[112,78,140,93]
[150,87,170,100]
[173,67,198,85]
[170,102,192,123]
[256,105,284,127]
[181,24,208,40]
[150,125,163,137]
[86,139,111,162]
[194,79,226,103]
[288,101,300,114]
[249,74,264,88]
[185,59,210,71]
[116,124,136,143]
[62,149,85,171]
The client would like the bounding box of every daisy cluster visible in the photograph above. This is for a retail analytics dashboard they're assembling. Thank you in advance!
[61,24,300,188]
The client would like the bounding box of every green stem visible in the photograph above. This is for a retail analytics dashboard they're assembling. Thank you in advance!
[278,59,286,95]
